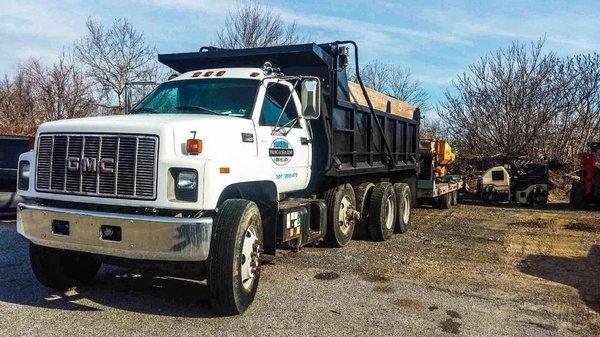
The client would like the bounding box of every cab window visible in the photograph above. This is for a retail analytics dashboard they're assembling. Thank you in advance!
[491,170,504,181]
[259,83,300,128]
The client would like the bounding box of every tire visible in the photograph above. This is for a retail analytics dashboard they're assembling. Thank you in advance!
[481,186,498,205]
[353,182,374,239]
[209,199,263,315]
[570,182,585,209]
[29,243,101,291]
[451,191,458,206]
[323,184,357,247]
[437,192,452,209]
[393,183,411,234]
[528,187,547,208]
[368,182,397,241]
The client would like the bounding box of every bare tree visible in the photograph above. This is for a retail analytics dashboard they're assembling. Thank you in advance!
[357,60,391,93]
[388,67,430,112]
[439,38,600,167]
[216,1,304,49]
[22,54,97,121]
[350,60,430,111]
[0,73,37,135]
[0,55,97,136]
[420,117,446,138]
[74,18,158,113]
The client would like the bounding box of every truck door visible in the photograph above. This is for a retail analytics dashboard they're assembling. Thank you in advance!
[254,81,311,193]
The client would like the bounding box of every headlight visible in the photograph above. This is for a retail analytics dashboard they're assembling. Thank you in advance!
[177,171,198,190]
[169,168,198,202]
[18,161,30,190]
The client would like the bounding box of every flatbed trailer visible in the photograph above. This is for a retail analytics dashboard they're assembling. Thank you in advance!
[416,138,463,208]
[417,175,464,208]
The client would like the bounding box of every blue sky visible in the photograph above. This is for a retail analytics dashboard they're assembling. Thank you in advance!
[1,0,599,112]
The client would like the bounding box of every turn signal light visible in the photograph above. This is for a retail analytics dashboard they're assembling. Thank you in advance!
[186,139,202,155]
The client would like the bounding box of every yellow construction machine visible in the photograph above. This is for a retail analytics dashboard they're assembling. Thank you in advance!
[417,137,463,209]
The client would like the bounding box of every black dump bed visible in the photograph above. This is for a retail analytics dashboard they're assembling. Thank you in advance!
[159,42,420,178]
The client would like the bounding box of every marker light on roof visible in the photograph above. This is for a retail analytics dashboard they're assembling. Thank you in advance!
[192,71,202,77]
[215,70,226,76]
[203,71,214,77]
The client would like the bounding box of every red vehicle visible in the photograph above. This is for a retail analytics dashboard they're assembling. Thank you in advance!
[570,142,600,209]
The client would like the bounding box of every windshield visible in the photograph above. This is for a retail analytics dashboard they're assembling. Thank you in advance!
[132,78,259,118]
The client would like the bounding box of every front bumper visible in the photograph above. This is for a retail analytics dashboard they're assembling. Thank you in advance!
[17,202,213,262]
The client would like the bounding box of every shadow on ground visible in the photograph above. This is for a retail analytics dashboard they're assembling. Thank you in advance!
[457,193,576,212]
[0,222,219,318]
[519,245,600,313]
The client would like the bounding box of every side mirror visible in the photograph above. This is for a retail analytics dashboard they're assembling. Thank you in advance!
[301,78,320,120]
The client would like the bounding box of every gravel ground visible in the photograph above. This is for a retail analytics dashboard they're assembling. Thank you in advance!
[0,201,598,336]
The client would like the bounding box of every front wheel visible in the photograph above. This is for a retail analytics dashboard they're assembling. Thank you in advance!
[29,243,101,291]
[481,187,498,205]
[323,184,357,247]
[528,187,547,208]
[209,199,263,315]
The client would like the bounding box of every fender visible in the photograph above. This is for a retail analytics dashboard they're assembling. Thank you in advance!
[216,181,279,256]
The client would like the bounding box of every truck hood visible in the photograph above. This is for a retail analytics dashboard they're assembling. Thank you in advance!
[37,113,257,158]
[38,113,252,134]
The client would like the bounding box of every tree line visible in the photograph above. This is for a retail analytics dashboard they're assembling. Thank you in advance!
[0,18,160,135]
[439,39,600,167]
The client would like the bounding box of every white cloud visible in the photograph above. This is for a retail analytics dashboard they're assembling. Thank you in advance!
[0,1,81,41]
[0,0,86,69]
[143,0,235,15]
[143,0,470,56]
[419,5,600,53]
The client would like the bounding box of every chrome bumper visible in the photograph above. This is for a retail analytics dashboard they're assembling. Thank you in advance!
[17,202,213,262]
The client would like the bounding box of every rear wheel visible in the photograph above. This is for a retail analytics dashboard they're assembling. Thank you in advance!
[393,183,411,234]
[481,186,498,205]
[528,187,547,208]
[209,199,263,315]
[451,191,458,206]
[368,182,397,241]
[29,243,101,291]
[437,192,452,209]
[353,182,374,239]
[323,184,357,247]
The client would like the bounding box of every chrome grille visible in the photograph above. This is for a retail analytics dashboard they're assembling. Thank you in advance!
[36,133,158,200]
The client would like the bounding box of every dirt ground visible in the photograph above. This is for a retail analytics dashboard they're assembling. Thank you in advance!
[0,200,598,336]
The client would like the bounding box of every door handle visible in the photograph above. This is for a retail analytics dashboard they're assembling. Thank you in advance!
[300,137,311,145]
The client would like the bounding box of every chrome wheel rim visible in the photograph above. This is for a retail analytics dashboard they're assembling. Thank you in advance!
[338,195,353,234]
[403,194,410,224]
[240,225,260,290]
[384,195,395,230]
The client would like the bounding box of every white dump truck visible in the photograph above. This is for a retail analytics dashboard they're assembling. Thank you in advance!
[16,41,420,314]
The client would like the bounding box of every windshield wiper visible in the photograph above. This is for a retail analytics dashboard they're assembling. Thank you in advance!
[130,107,158,114]
[176,105,220,115]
